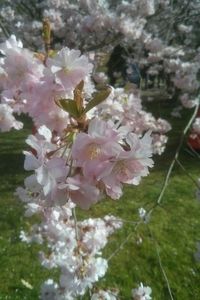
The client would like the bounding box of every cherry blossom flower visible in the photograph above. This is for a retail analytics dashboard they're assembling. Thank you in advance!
[72,118,122,180]
[91,289,118,300]
[66,175,101,209]
[132,283,152,300]
[47,47,93,91]
[100,131,153,199]
[37,207,122,299]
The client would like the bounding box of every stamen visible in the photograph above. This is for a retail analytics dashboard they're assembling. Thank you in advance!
[87,144,102,159]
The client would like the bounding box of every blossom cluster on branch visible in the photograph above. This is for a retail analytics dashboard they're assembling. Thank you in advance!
[1,1,200,298]
[20,202,123,299]
[0,33,154,298]
[0,34,170,155]
[1,0,200,111]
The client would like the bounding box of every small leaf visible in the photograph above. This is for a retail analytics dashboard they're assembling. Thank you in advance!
[48,49,57,58]
[56,98,80,118]
[42,18,51,44]
[84,86,112,113]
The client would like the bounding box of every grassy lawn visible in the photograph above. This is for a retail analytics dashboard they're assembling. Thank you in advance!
[0,99,200,300]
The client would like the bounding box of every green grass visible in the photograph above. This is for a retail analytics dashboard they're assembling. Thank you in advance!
[0,101,200,299]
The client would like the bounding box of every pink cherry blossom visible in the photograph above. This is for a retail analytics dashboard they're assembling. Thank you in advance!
[72,118,122,179]
[132,282,152,300]
[46,47,93,91]
[66,174,101,209]
[100,131,154,199]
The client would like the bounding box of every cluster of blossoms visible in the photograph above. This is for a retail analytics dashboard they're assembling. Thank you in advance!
[1,0,200,113]
[0,35,93,133]
[0,32,154,298]
[2,2,200,299]
[0,0,157,50]
[134,35,200,112]
[15,78,153,298]
[20,200,122,299]
[0,34,170,156]
[16,118,153,209]
[132,283,152,300]
[90,86,171,155]
[91,289,118,300]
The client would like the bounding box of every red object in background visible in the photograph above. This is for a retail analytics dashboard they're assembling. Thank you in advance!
[187,108,200,150]
[187,133,200,150]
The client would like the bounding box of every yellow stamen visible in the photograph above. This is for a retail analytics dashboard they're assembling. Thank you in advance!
[87,144,102,159]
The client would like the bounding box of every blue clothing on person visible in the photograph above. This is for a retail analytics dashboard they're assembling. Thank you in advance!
[125,63,141,87]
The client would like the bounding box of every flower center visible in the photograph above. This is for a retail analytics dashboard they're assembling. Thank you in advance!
[113,160,129,177]
[87,144,102,160]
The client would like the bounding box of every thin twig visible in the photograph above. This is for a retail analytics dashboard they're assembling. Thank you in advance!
[148,227,175,300]
[107,221,141,262]
[157,103,198,205]
[184,147,196,158]
[0,18,10,38]
[146,102,199,217]
[188,143,200,159]
[107,232,133,262]
[155,244,175,300]
[175,158,199,188]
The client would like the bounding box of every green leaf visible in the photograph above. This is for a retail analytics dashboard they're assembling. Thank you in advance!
[56,99,80,118]
[84,86,112,113]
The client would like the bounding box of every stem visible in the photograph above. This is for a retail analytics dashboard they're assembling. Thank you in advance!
[107,221,141,262]
[155,243,175,300]
[146,102,199,217]
[107,232,133,262]
[158,103,199,205]
[0,18,10,38]
[148,226,174,300]
[175,158,199,188]
[188,143,200,159]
